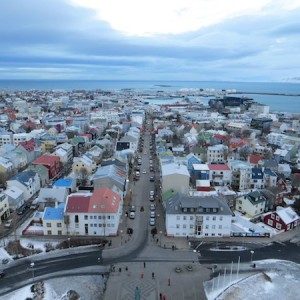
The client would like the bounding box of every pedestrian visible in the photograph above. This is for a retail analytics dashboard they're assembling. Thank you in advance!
[159,293,162,300]
[168,278,171,286]
[152,272,155,279]
[141,272,144,278]
[144,261,146,268]
[156,238,159,243]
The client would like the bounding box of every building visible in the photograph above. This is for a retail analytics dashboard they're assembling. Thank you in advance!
[32,155,61,180]
[208,164,231,187]
[65,188,121,236]
[6,170,41,202]
[164,193,232,238]
[161,163,190,195]
[264,206,299,231]
[229,160,252,191]
[42,203,66,236]
[0,192,10,223]
[207,144,228,164]
[235,190,266,217]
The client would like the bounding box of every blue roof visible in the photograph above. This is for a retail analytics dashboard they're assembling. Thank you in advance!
[10,170,37,186]
[43,204,65,220]
[252,168,264,179]
[53,178,74,188]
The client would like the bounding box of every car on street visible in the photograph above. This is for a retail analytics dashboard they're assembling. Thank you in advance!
[144,151,147,155]
[149,217,155,226]
[129,212,135,219]
[150,211,156,218]
[150,176,155,182]
[150,190,154,197]
[17,205,27,215]
[142,169,146,174]
[150,204,156,211]
[130,205,136,212]
[4,220,12,228]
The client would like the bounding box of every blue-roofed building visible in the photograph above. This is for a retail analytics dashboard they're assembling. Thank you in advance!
[6,169,41,201]
[263,168,277,188]
[53,178,76,193]
[186,153,202,175]
[251,167,264,190]
[42,203,66,235]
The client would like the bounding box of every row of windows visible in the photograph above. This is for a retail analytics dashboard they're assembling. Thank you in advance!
[176,215,223,221]
[47,230,62,235]
[175,232,223,237]
[84,215,115,220]
[90,223,115,227]
[176,224,223,229]
[47,223,62,227]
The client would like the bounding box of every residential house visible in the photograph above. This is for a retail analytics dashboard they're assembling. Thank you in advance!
[65,188,121,236]
[0,192,10,223]
[229,160,252,191]
[164,193,232,238]
[72,153,97,176]
[251,168,264,190]
[38,187,68,209]
[161,163,190,195]
[42,203,66,236]
[248,154,263,167]
[278,164,292,179]
[264,206,299,231]
[262,187,285,211]
[27,164,49,187]
[32,155,61,180]
[207,144,228,163]
[18,138,40,163]
[274,149,290,163]
[186,153,202,175]
[53,178,77,193]
[235,190,266,217]
[208,164,231,187]
[6,170,41,202]
[263,168,277,188]
[3,186,24,210]
[0,156,14,184]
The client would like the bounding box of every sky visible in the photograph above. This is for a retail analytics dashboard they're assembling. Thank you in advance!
[0,0,300,82]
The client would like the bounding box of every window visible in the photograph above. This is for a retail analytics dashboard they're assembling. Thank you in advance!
[176,224,180,229]
[183,216,187,221]
[57,223,62,227]
[205,225,209,229]
[183,224,186,229]
[94,216,97,219]
[212,225,216,229]
[84,215,88,220]
[75,215,79,223]
[91,224,93,227]
[58,230,62,235]
[271,214,275,219]
[276,223,282,230]
[267,219,273,226]
[206,216,209,220]
[212,216,216,221]
[219,216,223,221]
[176,216,180,221]
[190,224,193,229]
[90,216,93,219]
[276,216,280,221]
[46,223,51,227]
[190,216,194,221]
[47,230,52,235]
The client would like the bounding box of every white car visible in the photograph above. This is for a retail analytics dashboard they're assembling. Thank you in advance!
[142,169,146,174]
[4,220,12,228]
[129,212,135,219]
[149,217,155,226]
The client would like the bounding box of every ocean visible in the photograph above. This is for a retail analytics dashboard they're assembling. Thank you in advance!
[0,80,299,113]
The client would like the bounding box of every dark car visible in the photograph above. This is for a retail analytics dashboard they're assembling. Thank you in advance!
[150,176,155,182]
[17,205,26,215]
[0,271,5,278]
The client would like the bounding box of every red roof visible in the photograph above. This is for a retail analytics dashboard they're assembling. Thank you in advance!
[89,188,120,213]
[248,154,263,165]
[208,164,230,171]
[66,194,91,213]
[33,155,60,165]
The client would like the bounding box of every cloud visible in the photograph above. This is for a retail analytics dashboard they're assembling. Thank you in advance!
[0,0,299,81]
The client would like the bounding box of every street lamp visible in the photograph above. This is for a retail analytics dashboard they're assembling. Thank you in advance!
[250,250,254,263]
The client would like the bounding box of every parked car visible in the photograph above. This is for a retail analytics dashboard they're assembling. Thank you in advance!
[130,205,136,212]
[150,211,156,218]
[4,220,12,228]
[150,176,155,182]
[149,217,155,226]
[17,205,26,215]
[142,169,146,174]
[129,212,135,219]
[150,191,154,197]
[150,204,156,211]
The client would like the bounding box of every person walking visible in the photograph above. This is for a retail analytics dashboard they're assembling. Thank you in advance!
[143,261,146,268]
[152,272,155,279]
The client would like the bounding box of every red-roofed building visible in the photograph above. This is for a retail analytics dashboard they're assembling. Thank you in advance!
[208,164,232,186]
[32,155,61,180]
[65,188,121,236]
[248,154,264,167]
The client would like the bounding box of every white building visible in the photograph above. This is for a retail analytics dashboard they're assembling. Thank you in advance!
[208,164,232,186]
[65,188,121,236]
[229,160,252,191]
[207,144,228,163]
[42,203,67,236]
[164,193,232,238]
[161,163,190,194]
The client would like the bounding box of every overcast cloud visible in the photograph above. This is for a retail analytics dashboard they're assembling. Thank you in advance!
[0,0,300,81]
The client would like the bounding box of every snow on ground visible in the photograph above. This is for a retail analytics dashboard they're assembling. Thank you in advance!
[205,260,300,300]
